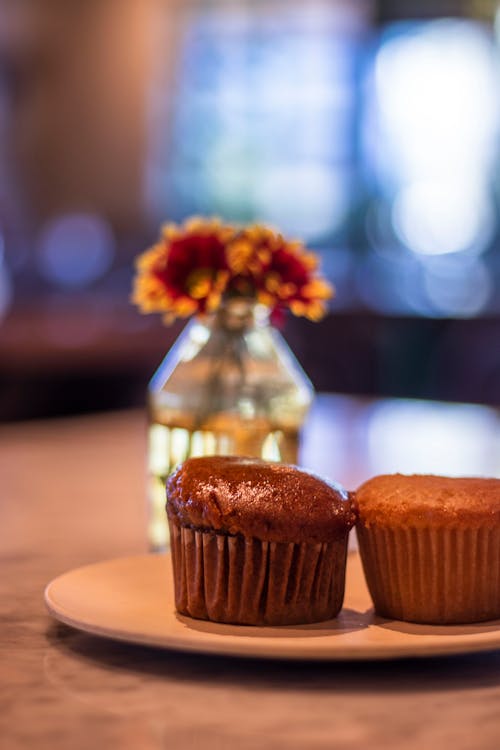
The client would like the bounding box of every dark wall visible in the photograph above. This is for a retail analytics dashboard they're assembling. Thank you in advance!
[285,314,500,406]
[1,312,499,422]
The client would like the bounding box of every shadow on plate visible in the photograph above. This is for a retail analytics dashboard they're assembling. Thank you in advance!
[175,607,367,638]
[372,615,500,637]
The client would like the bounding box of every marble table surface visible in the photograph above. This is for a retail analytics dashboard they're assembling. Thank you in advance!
[2,395,500,750]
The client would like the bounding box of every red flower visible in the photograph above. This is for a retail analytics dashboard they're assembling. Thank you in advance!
[132,218,235,321]
[227,226,334,321]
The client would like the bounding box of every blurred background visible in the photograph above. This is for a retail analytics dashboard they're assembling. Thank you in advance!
[1,0,500,421]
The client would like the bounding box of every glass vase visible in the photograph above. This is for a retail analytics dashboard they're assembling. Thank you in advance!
[147,298,314,551]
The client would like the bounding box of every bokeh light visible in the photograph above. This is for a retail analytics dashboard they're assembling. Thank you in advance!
[367,400,500,476]
[372,20,499,184]
[423,257,492,317]
[37,213,115,287]
[392,181,495,257]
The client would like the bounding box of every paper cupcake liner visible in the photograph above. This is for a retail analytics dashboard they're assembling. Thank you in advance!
[168,521,349,625]
[357,523,500,624]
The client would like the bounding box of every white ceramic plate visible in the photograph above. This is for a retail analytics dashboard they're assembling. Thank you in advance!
[44,553,500,661]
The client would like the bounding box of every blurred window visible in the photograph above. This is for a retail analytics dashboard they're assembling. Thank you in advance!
[148,10,500,318]
[146,3,366,246]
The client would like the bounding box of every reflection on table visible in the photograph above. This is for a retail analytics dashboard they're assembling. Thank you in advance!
[302,394,500,489]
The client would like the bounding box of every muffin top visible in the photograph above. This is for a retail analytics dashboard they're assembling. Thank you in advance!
[355,474,500,528]
[166,456,355,543]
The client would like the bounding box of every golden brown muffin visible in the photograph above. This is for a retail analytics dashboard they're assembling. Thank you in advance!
[166,456,356,625]
[355,474,500,624]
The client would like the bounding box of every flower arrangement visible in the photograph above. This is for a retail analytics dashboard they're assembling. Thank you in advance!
[132,217,333,324]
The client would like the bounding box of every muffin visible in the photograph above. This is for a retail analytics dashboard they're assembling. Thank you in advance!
[355,474,500,624]
[166,456,356,625]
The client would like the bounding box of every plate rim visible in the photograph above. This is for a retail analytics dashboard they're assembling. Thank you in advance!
[44,553,500,662]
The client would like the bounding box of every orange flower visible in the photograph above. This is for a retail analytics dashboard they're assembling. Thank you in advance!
[227,225,334,321]
[132,217,236,322]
